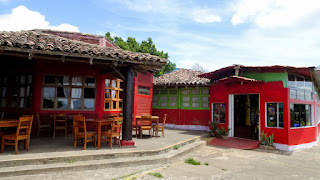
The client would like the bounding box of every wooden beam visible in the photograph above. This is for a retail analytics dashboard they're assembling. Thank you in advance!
[108,64,125,81]
[122,65,134,141]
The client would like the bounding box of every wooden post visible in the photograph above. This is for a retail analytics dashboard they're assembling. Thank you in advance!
[121,65,135,146]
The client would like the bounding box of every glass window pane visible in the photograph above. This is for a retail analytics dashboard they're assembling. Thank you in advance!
[71,99,82,109]
[43,98,54,108]
[192,89,200,95]
[57,87,69,98]
[1,98,6,107]
[20,75,26,84]
[182,102,189,107]
[192,97,200,101]
[202,97,210,101]
[305,92,312,101]
[84,88,95,98]
[296,76,304,90]
[105,79,111,87]
[160,102,167,107]
[305,81,313,91]
[112,80,117,88]
[44,75,55,84]
[2,87,6,97]
[202,89,210,95]
[71,88,82,98]
[58,76,69,85]
[152,102,158,107]
[267,103,277,127]
[279,103,284,127]
[57,98,68,109]
[169,90,177,94]
[28,75,32,84]
[183,97,190,101]
[105,89,110,98]
[44,87,55,98]
[26,97,32,108]
[111,90,117,98]
[84,99,94,109]
[169,96,177,101]
[160,90,167,94]
[202,102,209,108]
[306,105,312,126]
[20,88,25,97]
[112,101,117,109]
[160,96,168,101]
[192,102,200,107]
[182,90,190,95]
[119,101,123,108]
[72,76,82,86]
[153,96,159,101]
[19,98,25,108]
[213,103,226,123]
[153,89,159,95]
[138,86,150,95]
[169,102,177,107]
[85,78,95,86]
[290,89,296,99]
[297,91,304,100]
[105,102,110,109]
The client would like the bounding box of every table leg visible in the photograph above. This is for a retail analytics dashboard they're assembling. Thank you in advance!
[98,123,101,149]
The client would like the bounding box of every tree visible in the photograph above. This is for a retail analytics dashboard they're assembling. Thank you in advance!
[105,32,175,77]
[191,63,208,72]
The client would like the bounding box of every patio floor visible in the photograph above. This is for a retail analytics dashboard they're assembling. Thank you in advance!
[0,128,208,161]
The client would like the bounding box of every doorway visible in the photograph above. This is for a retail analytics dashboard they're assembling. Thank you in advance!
[233,94,259,140]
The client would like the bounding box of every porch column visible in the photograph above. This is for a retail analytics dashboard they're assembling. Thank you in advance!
[121,65,135,146]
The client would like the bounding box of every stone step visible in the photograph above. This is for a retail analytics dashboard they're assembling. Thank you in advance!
[0,140,206,177]
[0,134,207,168]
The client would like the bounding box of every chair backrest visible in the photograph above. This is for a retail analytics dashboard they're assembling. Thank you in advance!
[1,112,4,120]
[113,117,123,133]
[54,114,67,121]
[141,115,152,126]
[73,115,86,134]
[162,114,167,126]
[16,116,33,137]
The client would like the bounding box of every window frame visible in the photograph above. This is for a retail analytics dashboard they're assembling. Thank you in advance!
[288,74,314,101]
[152,88,178,109]
[290,103,314,128]
[104,78,123,111]
[41,75,96,111]
[180,88,210,110]
[265,102,284,128]
[212,103,226,124]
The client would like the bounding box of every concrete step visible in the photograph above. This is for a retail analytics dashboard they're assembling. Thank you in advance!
[0,140,206,177]
[0,134,207,168]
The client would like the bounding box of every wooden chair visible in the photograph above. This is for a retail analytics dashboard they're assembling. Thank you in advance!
[53,114,67,138]
[101,117,123,149]
[153,114,167,137]
[37,113,51,136]
[1,116,33,154]
[73,115,96,150]
[139,115,152,139]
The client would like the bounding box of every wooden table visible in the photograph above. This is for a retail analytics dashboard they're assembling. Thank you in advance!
[0,119,19,128]
[135,116,159,138]
[86,118,113,149]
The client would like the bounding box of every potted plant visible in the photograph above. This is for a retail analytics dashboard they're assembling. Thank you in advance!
[216,126,230,139]
[259,131,276,150]
[208,121,217,137]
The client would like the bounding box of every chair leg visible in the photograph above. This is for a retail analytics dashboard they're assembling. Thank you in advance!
[15,140,18,154]
[1,138,4,153]
[73,136,77,149]
[140,129,142,139]
[84,139,87,150]
[162,128,164,137]
[109,138,112,149]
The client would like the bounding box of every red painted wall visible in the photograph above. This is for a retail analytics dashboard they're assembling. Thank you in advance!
[210,80,318,146]
[133,72,154,124]
[210,81,290,144]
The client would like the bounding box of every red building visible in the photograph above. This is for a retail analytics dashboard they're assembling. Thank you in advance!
[0,29,166,145]
[199,65,320,151]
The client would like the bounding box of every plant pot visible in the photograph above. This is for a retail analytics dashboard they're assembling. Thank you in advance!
[210,131,215,137]
[222,135,229,139]
[259,144,276,150]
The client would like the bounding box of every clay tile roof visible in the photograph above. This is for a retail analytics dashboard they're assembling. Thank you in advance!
[0,30,167,67]
[153,68,210,86]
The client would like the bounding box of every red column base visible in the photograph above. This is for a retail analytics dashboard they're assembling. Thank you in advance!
[121,140,135,146]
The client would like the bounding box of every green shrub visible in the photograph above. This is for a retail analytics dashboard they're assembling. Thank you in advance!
[185,158,201,165]
[260,131,275,146]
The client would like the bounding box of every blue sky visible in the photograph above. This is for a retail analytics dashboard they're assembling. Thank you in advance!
[0,0,320,71]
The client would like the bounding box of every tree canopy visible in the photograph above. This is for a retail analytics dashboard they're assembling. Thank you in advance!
[105,32,175,77]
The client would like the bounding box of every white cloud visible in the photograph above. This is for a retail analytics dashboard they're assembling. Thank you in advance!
[191,8,221,23]
[231,0,320,28]
[0,6,79,32]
